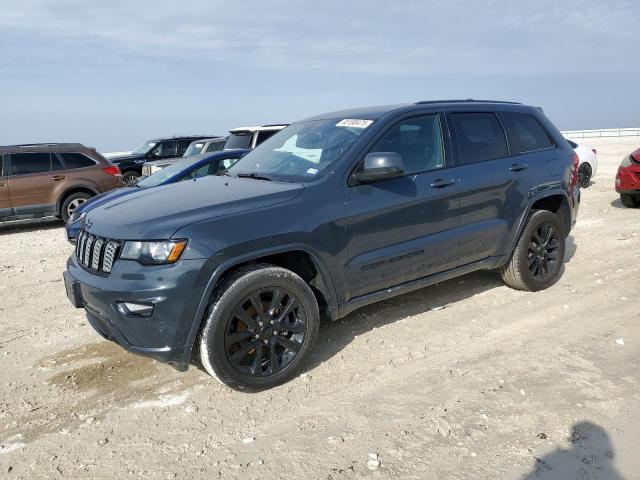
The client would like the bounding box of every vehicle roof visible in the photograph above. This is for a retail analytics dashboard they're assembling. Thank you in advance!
[228,125,288,133]
[299,99,534,122]
[188,137,227,143]
[146,135,218,142]
[0,143,95,153]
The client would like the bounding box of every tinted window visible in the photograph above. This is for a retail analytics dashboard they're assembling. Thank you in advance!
[225,132,253,149]
[10,153,52,175]
[567,140,578,149]
[368,114,445,175]
[451,113,508,164]
[155,141,177,157]
[177,140,193,156]
[255,130,278,146]
[204,139,225,152]
[0,155,4,176]
[51,154,65,171]
[500,112,554,154]
[59,152,96,169]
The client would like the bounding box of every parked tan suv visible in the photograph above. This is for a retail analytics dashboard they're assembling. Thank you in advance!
[0,143,122,223]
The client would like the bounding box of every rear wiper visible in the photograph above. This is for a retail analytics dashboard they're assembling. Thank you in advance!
[236,172,274,181]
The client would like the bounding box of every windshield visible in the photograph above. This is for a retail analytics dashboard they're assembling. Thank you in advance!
[137,158,195,188]
[224,132,253,150]
[227,119,371,182]
[183,141,206,157]
[132,140,157,155]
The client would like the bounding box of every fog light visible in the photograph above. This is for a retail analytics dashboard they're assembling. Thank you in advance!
[117,302,154,317]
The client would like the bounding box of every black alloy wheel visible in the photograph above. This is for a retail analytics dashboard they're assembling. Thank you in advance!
[224,288,307,377]
[527,222,561,281]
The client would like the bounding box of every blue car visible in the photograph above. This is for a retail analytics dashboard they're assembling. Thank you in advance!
[65,149,247,242]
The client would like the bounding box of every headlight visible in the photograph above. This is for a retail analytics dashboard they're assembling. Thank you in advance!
[120,239,187,265]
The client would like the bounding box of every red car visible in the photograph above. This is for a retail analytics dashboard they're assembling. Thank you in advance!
[616,148,640,208]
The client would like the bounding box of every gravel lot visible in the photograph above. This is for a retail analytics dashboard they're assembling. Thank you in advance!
[1,137,639,479]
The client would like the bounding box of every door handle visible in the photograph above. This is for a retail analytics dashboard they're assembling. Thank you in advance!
[51,175,65,181]
[509,163,528,172]
[430,178,456,188]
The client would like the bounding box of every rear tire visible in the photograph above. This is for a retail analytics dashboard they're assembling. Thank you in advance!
[500,210,565,291]
[60,192,92,222]
[196,264,320,391]
[577,163,592,188]
[121,171,140,186]
[620,194,640,208]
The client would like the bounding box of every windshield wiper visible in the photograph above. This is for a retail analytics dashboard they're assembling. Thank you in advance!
[236,172,274,181]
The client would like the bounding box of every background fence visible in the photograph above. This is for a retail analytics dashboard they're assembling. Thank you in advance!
[562,128,640,139]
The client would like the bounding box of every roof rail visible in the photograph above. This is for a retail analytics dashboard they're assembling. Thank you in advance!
[10,142,85,148]
[261,124,289,127]
[415,99,522,105]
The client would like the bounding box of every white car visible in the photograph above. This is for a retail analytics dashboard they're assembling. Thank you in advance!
[224,124,288,150]
[567,139,598,187]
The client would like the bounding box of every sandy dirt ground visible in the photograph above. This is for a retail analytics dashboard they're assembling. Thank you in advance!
[1,137,639,479]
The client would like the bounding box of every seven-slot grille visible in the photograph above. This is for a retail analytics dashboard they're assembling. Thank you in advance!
[76,229,120,273]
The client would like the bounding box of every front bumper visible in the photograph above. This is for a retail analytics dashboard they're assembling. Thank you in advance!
[615,165,640,193]
[64,254,209,368]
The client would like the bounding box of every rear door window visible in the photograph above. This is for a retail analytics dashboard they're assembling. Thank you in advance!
[255,130,279,147]
[10,152,53,175]
[59,152,96,169]
[450,112,509,164]
[500,112,554,154]
[177,140,193,156]
[225,132,253,149]
[155,141,177,157]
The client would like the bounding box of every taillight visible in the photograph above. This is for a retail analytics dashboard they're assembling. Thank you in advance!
[569,152,579,190]
[103,165,121,176]
[631,148,640,163]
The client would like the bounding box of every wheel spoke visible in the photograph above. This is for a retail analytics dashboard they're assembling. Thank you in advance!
[249,294,265,320]
[234,307,258,330]
[276,336,301,353]
[250,343,264,375]
[276,299,297,323]
[277,321,305,333]
[268,289,283,313]
[226,330,253,346]
[228,341,258,366]
[269,342,280,374]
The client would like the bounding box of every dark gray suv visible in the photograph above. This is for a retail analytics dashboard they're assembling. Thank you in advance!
[63,100,580,390]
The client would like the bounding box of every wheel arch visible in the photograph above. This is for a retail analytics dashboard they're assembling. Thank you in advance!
[180,245,338,367]
[506,190,572,259]
[56,185,98,215]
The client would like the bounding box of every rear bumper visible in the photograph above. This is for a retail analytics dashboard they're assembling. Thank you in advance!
[64,254,209,369]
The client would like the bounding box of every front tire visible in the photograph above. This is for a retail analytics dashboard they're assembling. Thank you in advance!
[61,192,92,222]
[577,163,592,188]
[197,264,320,391]
[620,194,640,208]
[500,210,566,291]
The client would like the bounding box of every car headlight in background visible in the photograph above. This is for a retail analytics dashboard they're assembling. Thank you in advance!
[120,240,187,265]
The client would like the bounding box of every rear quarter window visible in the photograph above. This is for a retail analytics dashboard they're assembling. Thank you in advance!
[59,152,96,169]
[500,112,555,154]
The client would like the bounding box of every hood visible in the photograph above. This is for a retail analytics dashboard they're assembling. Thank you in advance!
[110,153,147,163]
[84,175,304,239]
[75,187,138,217]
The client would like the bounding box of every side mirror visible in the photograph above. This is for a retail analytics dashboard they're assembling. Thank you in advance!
[353,152,404,184]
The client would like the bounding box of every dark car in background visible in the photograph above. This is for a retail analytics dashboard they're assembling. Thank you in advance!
[141,137,227,177]
[63,100,579,391]
[0,143,121,222]
[110,135,218,186]
[65,149,247,241]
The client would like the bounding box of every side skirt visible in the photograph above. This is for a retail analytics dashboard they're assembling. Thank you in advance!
[336,255,507,319]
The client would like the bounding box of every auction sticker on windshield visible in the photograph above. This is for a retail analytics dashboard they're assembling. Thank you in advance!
[336,119,373,129]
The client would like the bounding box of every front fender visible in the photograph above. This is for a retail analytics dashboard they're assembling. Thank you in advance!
[178,243,338,368]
